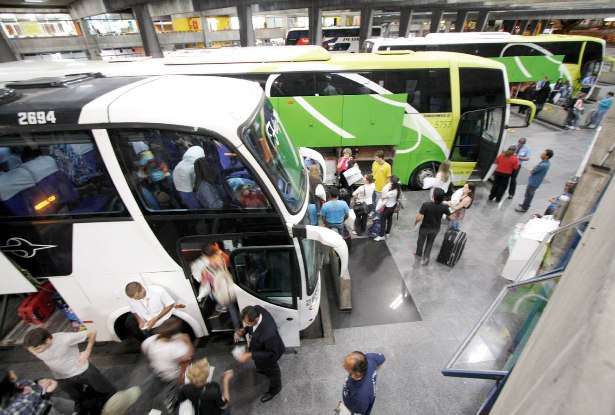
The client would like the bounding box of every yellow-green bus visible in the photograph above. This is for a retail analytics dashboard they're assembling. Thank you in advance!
[0,46,534,188]
[363,32,605,97]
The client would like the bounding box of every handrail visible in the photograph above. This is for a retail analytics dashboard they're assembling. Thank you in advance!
[512,213,594,283]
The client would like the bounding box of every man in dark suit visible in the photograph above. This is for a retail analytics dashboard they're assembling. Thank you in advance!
[235,305,286,403]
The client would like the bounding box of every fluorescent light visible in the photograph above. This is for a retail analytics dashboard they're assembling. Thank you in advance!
[389,294,403,310]
[24,0,44,3]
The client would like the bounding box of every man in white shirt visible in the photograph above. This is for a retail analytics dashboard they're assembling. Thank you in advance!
[125,282,175,341]
[24,327,116,413]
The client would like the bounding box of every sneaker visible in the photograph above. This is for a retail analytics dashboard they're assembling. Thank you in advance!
[385,233,390,239]
[373,236,385,241]
[515,207,527,212]
[352,230,358,235]
[588,124,596,129]
[575,127,581,131]
[507,195,513,199]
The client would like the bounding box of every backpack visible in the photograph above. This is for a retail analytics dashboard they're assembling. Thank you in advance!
[368,219,382,238]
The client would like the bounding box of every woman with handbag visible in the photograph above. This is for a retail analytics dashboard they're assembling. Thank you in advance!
[444,182,475,230]
[374,176,400,242]
[351,174,375,236]
[190,243,241,331]
[566,93,586,131]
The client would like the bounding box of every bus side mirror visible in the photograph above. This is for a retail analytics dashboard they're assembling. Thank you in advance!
[507,98,536,128]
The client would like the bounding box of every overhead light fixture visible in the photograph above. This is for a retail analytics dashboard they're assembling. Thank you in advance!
[24,0,44,3]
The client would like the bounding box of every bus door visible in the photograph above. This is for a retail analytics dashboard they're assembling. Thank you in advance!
[229,245,301,347]
[449,107,505,183]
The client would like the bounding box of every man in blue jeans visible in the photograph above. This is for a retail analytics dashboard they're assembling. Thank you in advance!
[320,187,350,235]
[516,149,554,213]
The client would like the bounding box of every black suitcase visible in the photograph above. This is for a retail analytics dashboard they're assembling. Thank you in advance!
[437,228,467,267]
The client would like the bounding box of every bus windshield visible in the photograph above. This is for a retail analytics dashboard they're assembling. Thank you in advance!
[242,100,305,213]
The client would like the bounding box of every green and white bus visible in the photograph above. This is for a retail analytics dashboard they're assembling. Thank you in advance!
[0,46,534,187]
[363,32,605,97]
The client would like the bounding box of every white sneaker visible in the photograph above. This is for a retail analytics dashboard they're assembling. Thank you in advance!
[373,236,385,241]
[385,234,390,239]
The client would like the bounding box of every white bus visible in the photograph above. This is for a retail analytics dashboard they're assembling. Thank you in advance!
[285,26,382,52]
[0,74,349,347]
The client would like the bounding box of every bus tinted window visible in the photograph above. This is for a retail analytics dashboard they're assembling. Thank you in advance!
[369,69,452,113]
[475,43,506,57]
[0,131,125,218]
[270,73,316,97]
[241,100,305,213]
[110,129,272,212]
[459,68,506,113]
[316,73,373,96]
[582,41,603,64]
[538,42,582,63]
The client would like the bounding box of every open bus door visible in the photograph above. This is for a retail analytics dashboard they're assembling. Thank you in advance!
[230,245,302,347]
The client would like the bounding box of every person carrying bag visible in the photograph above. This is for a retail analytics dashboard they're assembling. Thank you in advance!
[351,174,375,236]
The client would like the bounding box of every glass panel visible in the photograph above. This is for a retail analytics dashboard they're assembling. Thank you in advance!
[448,275,560,374]
[299,237,325,296]
[450,108,503,164]
[110,129,272,212]
[459,68,507,114]
[367,69,452,113]
[581,41,604,67]
[241,100,305,213]
[0,132,125,218]
[270,73,316,97]
[315,73,372,96]
[232,248,296,308]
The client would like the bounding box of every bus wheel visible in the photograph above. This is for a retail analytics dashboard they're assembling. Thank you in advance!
[410,162,439,190]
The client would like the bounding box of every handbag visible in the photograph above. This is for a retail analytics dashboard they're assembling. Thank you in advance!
[353,202,367,216]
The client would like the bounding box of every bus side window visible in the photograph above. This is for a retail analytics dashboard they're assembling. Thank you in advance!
[110,129,272,212]
[0,132,125,218]
[270,73,316,97]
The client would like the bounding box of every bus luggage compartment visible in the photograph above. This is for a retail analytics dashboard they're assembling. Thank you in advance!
[17,282,56,325]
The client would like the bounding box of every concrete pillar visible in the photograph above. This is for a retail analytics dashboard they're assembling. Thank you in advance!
[308,6,322,46]
[133,4,163,58]
[430,10,444,33]
[359,9,373,45]
[0,24,17,62]
[237,5,255,47]
[398,8,413,38]
[455,10,469,32]
[518,20,529,35]
[199,11,210,48]
[502,20,517,34]
[78,18,100,60]
[476,10,490,32]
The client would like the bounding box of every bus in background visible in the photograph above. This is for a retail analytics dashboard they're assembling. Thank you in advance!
[285,26,381,52]
[0,74,349,348]
[362,33,605,97]
[0,46,535,188]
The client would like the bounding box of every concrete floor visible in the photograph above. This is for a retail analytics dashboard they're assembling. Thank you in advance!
[1,85,611,415]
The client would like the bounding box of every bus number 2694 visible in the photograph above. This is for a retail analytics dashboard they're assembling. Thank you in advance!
[17,111,57,125]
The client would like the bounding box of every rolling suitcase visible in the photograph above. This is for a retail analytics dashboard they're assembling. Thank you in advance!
[437,228,467,267]
[18,282,56,325]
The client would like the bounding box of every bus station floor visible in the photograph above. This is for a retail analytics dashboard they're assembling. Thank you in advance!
[1,86,611,414]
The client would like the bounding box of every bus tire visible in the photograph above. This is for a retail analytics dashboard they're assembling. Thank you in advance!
[410,162,439,190]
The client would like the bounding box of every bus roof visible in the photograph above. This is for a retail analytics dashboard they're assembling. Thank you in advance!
[0,75,263,134]
[366,33,607,46]
[0,46,505,84]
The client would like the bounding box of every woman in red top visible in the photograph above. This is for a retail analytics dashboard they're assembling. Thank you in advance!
[489,146,519,202]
